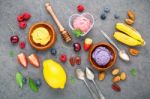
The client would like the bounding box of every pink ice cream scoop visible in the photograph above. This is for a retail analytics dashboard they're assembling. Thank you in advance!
[73,16,91,33]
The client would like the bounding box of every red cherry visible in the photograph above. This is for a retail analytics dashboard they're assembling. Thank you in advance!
[59,54,67,63]
[73,43,81,52]
[77,4,85,12]
[10,35,19,44]
[19,41,26,49]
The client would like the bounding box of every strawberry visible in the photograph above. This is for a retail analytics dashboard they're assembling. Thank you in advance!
[17,53,27,68]
[22,12,31,20]
[28,54,40,68]
[84,38,93,51]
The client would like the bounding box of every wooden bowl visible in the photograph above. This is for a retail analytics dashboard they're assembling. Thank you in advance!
[88,42,117,71]
[28,22,56,51]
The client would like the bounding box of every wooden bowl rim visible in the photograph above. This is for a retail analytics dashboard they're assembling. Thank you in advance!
[88,42,117,71]
[28,22,56,51]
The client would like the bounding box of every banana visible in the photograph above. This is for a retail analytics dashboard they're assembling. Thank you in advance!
[116,23,145,45]
[114,32,142,46]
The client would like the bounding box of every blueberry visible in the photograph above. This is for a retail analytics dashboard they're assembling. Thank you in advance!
[114,14,120,19]
[50,48,57,55]
[35,79,42,87]
[22,77,27,84]
[100,13,106,20]
[104,7,110,13]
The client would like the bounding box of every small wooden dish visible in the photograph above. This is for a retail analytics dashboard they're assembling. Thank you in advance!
[88,42,117,71]
[28,22,56,51]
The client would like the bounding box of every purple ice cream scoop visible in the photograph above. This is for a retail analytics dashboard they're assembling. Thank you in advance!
[92,47,112,66]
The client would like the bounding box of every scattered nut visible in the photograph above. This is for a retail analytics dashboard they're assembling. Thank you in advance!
[112,68,120,76]
[112,76,120,83]
[129,48,140,56]
[128,10,135,21]
[98,72,106,81]
[120,72,126,81]
[125,19,134,25]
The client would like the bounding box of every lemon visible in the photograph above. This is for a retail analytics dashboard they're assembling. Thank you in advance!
[43,59,67,89]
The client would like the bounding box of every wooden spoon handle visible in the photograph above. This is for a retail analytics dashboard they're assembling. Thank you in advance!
[45,3,72,43]
[45,3,64,32]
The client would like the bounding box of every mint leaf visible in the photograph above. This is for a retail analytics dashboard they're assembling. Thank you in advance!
[130,68,137,76]
[16,72,23,88]
[72,29,83,37]
[29,78,38,92]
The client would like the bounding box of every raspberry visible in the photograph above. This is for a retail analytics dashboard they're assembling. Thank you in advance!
[19,21,27,29]
[17,15,24,22]
[77,4,84,12]
[59,54,67,63]
[19,41,26,49]
[23,12,31,20]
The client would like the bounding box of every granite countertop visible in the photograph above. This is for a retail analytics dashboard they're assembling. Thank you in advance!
[0,0,150,99]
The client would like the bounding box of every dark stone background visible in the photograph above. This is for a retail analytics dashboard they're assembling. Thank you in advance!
[0,0,150,99]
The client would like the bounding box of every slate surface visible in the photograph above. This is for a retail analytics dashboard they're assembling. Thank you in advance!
[0,0,150,99]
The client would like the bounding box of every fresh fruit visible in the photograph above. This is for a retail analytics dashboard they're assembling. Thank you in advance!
[77,4,84,12]
[104,7,110,13]
[112,83,121,92]
[29,78,39,92]
[59,54,67,63]
[125,19,134,25]
[28,54,40,68]
[120,72,126,81]
[98,72,106,81]
[10,35,19,44]
[19,41,26,49]
[75,56,81,65]
[69,56,75,66]
[17,15,24,22]
[114,14,120,19]
[115,23,145,45]
[50,48,57,55]
[43,59,67,89]
[112,76,120,83]
[84,38,93,51]
[112,68,120,76]
[73,43,81,52]
[114,32,143,46]
[128,10,135,21]
[34,79,42,87]
[129,48,140,56]
[100,13,106,20]
[17,53,27,68]
[16,72,23,88]
[19,21,27,29]
[22,77,27,84]
[22,12,31,20]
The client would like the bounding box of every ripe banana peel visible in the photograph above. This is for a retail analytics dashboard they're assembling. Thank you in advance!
[114,23,146,46]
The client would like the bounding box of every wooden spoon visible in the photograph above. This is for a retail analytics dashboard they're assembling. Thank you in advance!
[45,3,72,43]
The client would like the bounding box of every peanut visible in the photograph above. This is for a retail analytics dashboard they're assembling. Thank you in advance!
[120,72,126,81]
[125,19,134,25]
[98,72,106,81]
[112,68,120,76]
[128,10,135,21]
[129,48,140,56]
[112,76,120,83]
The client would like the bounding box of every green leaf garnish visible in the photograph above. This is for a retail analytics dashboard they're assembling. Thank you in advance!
[16,72,23,88]
[130,68,137,76]
[72,29,83,37]
[70,76,75,84]
[29,78,38,92]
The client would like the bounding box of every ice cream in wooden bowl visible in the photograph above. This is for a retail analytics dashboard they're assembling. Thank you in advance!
[88,42,117,71]
[28,22,56,51]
